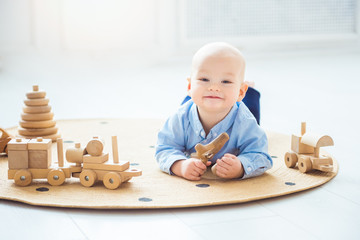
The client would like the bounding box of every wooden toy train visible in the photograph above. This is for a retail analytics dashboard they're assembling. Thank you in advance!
[7,136,141,189]
[284,122,334,173]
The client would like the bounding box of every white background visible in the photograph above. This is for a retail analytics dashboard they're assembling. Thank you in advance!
[1,1,360,239]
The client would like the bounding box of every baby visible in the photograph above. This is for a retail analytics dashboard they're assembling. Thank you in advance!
[155,42,272,181]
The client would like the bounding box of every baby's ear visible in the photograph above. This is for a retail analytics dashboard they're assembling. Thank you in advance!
[187,77,191,95]
[237,82,248,102]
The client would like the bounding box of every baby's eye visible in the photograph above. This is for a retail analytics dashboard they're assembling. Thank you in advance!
[199,78,209,82]
[222,80,232,84]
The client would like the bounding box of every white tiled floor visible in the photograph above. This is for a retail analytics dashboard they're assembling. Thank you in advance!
[0,47,360,239]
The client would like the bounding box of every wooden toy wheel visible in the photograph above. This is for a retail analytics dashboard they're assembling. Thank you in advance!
[284,152,298,168]
[47,169,66,186]
[79,170,97,187]
[14,169,32,187]
[298,156,312,173]
[103,172,122,190]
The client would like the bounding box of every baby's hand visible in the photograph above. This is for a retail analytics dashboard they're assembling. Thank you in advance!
[171,158,211,181]
[214,153,244,179]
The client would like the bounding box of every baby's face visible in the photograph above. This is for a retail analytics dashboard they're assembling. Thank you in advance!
[188,53,245,114]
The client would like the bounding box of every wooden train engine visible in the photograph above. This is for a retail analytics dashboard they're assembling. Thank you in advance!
[284,122,334,173]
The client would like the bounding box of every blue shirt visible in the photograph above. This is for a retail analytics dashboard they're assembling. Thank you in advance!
[155,100,273,179]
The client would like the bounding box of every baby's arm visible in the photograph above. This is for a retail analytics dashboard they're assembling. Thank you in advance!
[171,158,211,181]
[214,153,244,179]
[156,108,212,179]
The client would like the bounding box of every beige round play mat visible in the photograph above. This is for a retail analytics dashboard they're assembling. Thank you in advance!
[0,119,338,209]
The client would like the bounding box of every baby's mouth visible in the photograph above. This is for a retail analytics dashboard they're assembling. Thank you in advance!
[204,95,222,99]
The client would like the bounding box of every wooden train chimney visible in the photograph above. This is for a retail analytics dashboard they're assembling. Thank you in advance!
[301,122,306,136]
[57,138,64,167]
[112,136,119,163]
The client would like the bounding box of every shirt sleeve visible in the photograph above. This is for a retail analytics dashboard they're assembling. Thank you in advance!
[155,112,188,175]
[236,115,273,179]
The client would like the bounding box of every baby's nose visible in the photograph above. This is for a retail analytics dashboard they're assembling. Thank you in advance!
[209,83,220,91]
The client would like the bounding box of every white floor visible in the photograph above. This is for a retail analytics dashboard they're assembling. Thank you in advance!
[1,47,360,240]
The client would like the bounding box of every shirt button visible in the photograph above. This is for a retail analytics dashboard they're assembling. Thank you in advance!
[247,167,252,172]
[200,131,205,138]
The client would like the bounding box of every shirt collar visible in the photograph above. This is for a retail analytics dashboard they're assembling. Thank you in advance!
[189,102,204,137]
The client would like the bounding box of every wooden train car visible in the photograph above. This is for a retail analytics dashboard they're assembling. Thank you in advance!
[7,136,141,189]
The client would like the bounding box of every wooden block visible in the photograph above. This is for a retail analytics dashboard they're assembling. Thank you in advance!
[9,168,49,179]
[8,150,29,169]
[26,90,46,99]
[28,137,52,150]
[290,134,300,153]
[8,168,50,180]
[23,105,51,114]
[19,120,56,129]
[83,160,129,172]
[301,133,334,148]
[21,112,54,121]
[18,127,58,137]
[30,168,51,179]
[83,153,109,164]
[7,138,29,150]
[89,168,141,181]
[24,98,49,106]
[29,150,51,169]
[86,136,104,156]
[25,85,46,99]
[122,168,142,178]
[311,156,333,170]
[66,143,86,164]
[291,134,314,154]
[312,156,333,165]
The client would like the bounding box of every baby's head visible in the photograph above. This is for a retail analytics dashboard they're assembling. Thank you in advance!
[188,42,248,114]
[191,42,246,83]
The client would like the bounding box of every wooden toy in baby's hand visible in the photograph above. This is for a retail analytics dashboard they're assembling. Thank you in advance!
[191,132,229,174]
[0,128,12,155]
